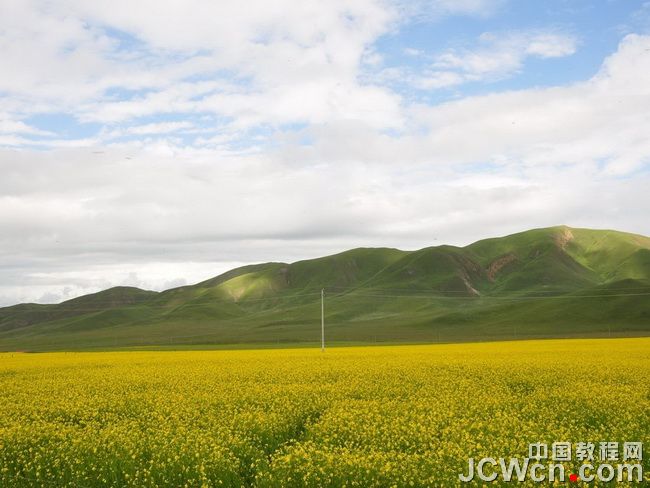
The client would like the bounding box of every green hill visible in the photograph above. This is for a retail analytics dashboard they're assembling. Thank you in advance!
[0,287,158,333]
[1,226,649,350]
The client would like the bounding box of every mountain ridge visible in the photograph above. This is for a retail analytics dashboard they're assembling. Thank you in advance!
[1,225,649,350]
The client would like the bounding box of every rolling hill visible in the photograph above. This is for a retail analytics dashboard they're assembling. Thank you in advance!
[1,225,649,350]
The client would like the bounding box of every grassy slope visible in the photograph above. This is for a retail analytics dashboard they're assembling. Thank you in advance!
[0,287,158,333]
[1,226,649,350]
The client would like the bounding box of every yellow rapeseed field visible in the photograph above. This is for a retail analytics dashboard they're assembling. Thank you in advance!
[0,339,648,487]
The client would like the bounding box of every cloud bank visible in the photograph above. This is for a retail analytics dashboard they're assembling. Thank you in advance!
[0,1,649,305]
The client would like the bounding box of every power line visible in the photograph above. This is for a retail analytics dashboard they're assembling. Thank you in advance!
[326,285,650,294]
[0,286,650,314]
[327,292,650,300]
[4,287,650,315]
[321,288,325,353]
[0,292,325,313]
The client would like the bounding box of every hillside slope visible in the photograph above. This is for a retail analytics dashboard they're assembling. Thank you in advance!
[0,287,158,333]
[1,226,649,350]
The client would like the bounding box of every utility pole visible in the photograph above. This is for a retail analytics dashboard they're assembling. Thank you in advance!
[321,288,325,352]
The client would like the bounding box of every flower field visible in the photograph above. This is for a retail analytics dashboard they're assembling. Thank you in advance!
[0,338,648,487]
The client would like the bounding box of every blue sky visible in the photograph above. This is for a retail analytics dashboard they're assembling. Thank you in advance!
[1,0,650,305]
[373,1,618,96]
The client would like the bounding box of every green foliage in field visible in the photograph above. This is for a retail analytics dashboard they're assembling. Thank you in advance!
[0,339,648,486]
[1,226,649,350]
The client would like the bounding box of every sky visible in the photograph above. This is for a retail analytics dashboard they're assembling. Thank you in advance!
[1,0,650,306]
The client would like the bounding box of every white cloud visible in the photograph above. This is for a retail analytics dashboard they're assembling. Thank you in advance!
[279,29,649,174]
[414,30,578,88]
[1,262,244,305]
[0,2,649,306]
[0,117,52,136]
[407,34,650,175]
[0,0,508,132]
[0,0,402,130]
[403,47,424,57]
[0,135,33,147]
[107,121,196,138]
[524,33,577,58]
